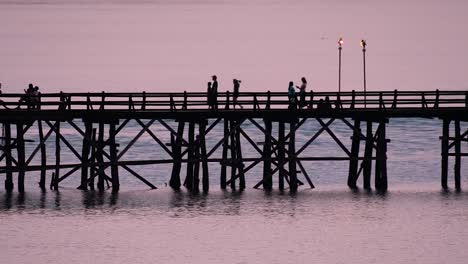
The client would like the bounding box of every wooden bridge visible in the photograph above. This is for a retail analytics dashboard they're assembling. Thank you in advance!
[0,90,466,193]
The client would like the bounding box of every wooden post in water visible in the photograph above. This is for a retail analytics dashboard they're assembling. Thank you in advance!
[441,119,450,190]
[220,119,229,189]
[97,123,105,192]
[53,122,60,190]
[170,121,184,189]
[16,123,25,193]
[89,129,97,190]
[235,120,245,190]
[79,121,92,190]
[262,119,272,190]
[289,121,297,192]
[109,122,120,192]
[363,121,373,190]
[38,120,47,190]
[454,120,461,190]
[375,121,388,191]
[185,122,195,191]
[4,123,13,192]
[347,119,361,188]
[199,121,209,193]
[278,122,286,191]
[229,120,237,189]
[193,135,200,193]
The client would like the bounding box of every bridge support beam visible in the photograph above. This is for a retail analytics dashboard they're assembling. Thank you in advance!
[347,119,361,189]
[262,119,272,190]
[199,121,209,193]
[441,119,450,190]
[289,120,298,192]
[109,122,120,193]
[278,122,285,191]
[220,119,229,189]
[363,121,373,190]
[16,123,25,193]
[374,120,388,192]
[169,121,184,189]
[38,120,47,190]
[78,121,92,190]
[454,120,461,190]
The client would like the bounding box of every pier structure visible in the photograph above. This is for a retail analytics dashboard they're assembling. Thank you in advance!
[0,90,466,193]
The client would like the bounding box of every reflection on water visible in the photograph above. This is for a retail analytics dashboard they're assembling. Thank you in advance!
[1,188,468,263]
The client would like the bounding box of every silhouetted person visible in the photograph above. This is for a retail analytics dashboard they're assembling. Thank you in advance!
[288,81,296,110]
[212,75,218,110]
[296,77,307,108]
[0,83,2,94]
[32,86,40,109]
[233,79,243,109]
[19,83,34,108]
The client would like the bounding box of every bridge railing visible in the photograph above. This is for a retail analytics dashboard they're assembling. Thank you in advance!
[0,90,466,111]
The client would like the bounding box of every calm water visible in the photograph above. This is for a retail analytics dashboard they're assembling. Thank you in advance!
[1,0,468,263]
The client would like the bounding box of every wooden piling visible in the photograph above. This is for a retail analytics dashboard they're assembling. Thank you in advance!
[235,120,245,190]
[363,121,373,190]
[4,123,13,192]
[347,119,361,189]
[16,123,25,193]
[38,120,47,190]
[97,123,105,191]
[278,122,285,191]
[169,121,184,189]
[79,121,92,190]
[199,121,209,193]
[89,129,97,190]
[193,135,200,192]
[289,121,297,192]
[262,119,272,190]
[53,122,60,190]
[441,119,449,190]
[185,122,195,190]
[220,119,229,189]
[230,120,237,189]
[375,121,388,191]
[454,120,461,190]
[109,122,120,192]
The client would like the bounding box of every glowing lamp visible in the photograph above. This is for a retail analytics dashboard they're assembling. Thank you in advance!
[338,37,344,46]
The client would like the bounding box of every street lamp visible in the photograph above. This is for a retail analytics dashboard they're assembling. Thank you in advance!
[361,39,367,108]
[338,37,344,94]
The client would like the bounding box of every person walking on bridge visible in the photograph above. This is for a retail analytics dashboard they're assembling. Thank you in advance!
[288,81,296,110]
[233,79,243,109]
[211,75,218,110]
[207,82,213,110]
[295,77,307,108]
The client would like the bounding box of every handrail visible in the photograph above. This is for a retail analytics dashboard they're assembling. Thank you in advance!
[0,90,466,111]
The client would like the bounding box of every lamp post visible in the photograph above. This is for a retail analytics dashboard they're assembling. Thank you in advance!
[361,39,367,108]
[338,37,344,94]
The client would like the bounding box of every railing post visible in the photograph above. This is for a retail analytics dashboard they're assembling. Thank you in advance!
[421,92,427,109]
[253,95,258,112]
[87,93,92,110]
[129,95,134,111]
[266,91,271,110]
[182,91,187,110]
[351,90,355,109]
[379,92,385,111]
[391,89,397,108]
[434,89,439,109]
[100,91,105,110]
[142,91,146,110]
[309,90,314,109]
[170,94,175,112]
[465,91,468,109]
[225,91,230,110]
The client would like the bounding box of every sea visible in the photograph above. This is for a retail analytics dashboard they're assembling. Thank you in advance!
[0,1,467,263]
